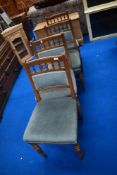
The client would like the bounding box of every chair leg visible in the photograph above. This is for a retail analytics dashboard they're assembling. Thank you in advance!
[77,100,83,121]
[78,70,85,89]
[31,143,48,158]
[73,144,84,160]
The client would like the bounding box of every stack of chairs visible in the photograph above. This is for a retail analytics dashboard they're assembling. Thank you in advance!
[45,12,84,87]
[23,12,84,159]
[31,11,84,88]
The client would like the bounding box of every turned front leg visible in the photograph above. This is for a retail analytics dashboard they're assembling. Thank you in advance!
[31,143,48,158]
[73,144,84,160]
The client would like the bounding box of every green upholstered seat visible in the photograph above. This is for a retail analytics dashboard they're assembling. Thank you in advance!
[23,97,77,144]
[32,70,77,99]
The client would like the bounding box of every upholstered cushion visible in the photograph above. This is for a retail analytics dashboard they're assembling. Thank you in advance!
[63,31,75,49]
[39,46,81,71]
[32,70,77,99]
[47,31,74,48]
[67,42,75,49]
[68,48,81,70]
[64,31,73,42]
[39,89,71,99]
[39,47,64,58]
[23,97,77,144]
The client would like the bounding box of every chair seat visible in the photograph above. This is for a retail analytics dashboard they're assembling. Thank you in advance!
[67,42,75,49]
[63,31,75,49]
[39,47,64,58]
[32,70,77,99]
[40,88,72,100]
[68,48,81,70]
[23,97,77,144]
[39,46,81,71]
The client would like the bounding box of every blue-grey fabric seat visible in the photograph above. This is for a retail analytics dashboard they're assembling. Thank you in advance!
[63,31,75,49]
[23,97,77,144]
[39,47,81,72]
[32,70,77,99]
[64,31,73,42]
[68,48,81,70]
[47,30,75,49]
[63,31,81,70]
[39,47,64,58]
[47,28,74,49]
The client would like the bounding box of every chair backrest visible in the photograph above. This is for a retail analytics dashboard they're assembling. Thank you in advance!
[44,19,76,47]
[24,54,76,101]
[30,33,68,58]
[45,12,69,26]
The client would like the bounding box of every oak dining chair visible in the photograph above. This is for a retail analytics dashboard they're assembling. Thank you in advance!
[23,54,83,160]
[30,33,84,87]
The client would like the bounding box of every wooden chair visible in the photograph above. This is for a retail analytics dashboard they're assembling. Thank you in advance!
[30,33,67,58]
[23,54,83,159]
[45,19,77,43]
[45,11,69,26]
[44,19,77,49]
[30,33,84,87]
[45,11,83,46]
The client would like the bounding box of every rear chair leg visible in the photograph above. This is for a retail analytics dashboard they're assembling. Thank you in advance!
[73,144,84,160]
[78,70,85,89]
[31,143,48,158]
[77,100,83,121]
